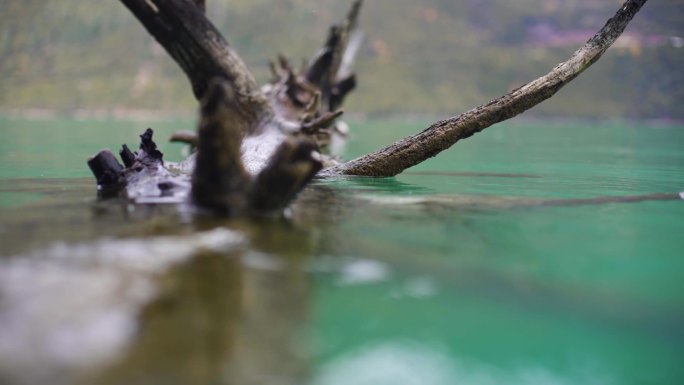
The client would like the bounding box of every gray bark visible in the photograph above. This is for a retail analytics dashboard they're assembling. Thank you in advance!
[120,0,270,125]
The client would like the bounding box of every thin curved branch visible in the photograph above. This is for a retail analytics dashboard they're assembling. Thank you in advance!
[325,0,648,177]
[120,0,269,122]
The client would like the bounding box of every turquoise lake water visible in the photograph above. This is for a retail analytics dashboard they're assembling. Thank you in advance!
[0,117,682,385]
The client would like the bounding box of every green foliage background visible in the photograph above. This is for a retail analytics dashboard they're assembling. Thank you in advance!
[1,0,682,119]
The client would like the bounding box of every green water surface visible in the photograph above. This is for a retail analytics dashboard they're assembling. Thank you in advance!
[0,117,682,385]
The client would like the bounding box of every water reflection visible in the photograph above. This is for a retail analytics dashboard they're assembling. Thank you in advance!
[91,220,320,385]
[91,249,248,385]
[0,179,342,385]
[0,229,245,385]
[0,166,682,384]
[0,223,321,385]
[337,259,391,286]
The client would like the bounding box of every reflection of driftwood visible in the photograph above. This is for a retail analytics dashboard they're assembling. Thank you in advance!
[293,183,682,222]
[358,192,682,211]
[90,234,314,385]
[0,221,316,385]
[90,0,650,215]
[92,251,246,385]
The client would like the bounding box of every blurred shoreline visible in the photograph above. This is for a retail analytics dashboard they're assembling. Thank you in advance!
[0,108,195,122]
[1,108,681,127]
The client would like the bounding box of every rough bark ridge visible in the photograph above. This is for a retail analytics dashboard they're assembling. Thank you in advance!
[120,0,266,117]
[89,0,651,214]
[324,0,649,177]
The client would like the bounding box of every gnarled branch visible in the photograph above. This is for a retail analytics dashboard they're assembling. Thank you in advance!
[324,0,648,177]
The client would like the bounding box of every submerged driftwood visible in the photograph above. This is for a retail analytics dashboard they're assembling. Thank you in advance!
[90,0,362,213]
[89,0,658,215]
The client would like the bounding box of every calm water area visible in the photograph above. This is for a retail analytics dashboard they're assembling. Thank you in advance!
[0,116,683,385]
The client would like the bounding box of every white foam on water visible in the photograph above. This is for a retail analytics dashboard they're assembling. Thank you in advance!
[312,342,616,385]
[337,259,391,286]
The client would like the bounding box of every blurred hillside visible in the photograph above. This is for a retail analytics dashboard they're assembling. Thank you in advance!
[1,0,682,119]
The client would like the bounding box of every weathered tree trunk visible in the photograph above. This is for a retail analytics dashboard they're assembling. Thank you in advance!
[89,0,654,215]
[94,0,362,213]
[120,0,268,114]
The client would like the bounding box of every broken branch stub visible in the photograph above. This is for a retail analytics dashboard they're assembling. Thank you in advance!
[88,150,124,188]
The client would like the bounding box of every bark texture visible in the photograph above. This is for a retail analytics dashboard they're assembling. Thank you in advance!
[120,0,269,125]
[323,0,649,177]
